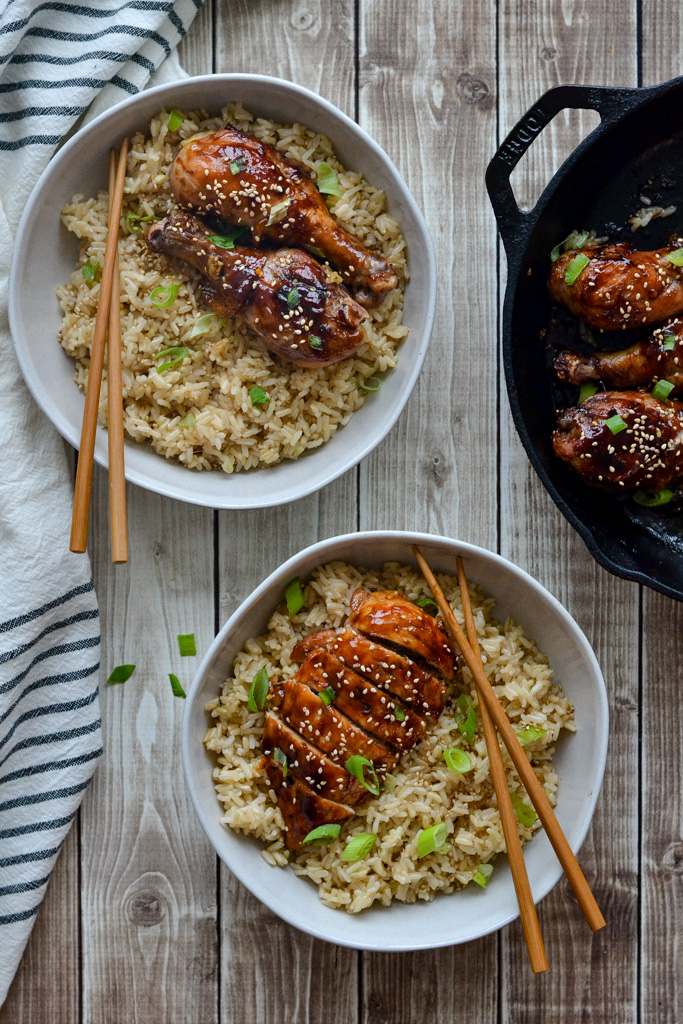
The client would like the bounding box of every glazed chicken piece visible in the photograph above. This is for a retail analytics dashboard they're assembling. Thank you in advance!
[550,240,683,330]
[146,210,367,367]
[348,589,456,679]
[554,318,683,392]
[170,127,397,307]
[553,390,683,490]
[296,649,425,753]
[262,757,353,850]
[292,626,447,719]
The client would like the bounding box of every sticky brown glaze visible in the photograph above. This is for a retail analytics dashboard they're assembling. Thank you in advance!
[269,678,398,774]
[552,390,683,490]
[554,318,683,392]
[348,589,456,679]
[549,240,683,331]
[262,712,368,806]
[170,126,398,308]
[296,649,425,753]
[262,756,353,850]
[146,209,367,367]
[292,627,447,719]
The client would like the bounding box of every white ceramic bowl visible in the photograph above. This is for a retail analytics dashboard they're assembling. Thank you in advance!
[9,75,436,510]
[182,531,609,951]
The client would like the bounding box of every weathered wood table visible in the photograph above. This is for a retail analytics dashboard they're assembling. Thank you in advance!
[2,1,681,1021]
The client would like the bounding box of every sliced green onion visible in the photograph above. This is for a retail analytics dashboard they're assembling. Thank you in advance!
[249,386,270,406]
[287,287,300,308]
[150,283,179,308]
[124,209,154,234]
[472,862,493,887]
[341,833,376,862]
[652,379,675,401]
[177,633,196,657]
[267,197,291,226]
[663,333,677,351]
[416,595,438,615]
[634,488,674,507]
[229,155,246,174]
[302,823,341,845]
[169,673,186,698]
[317,161,342,197]
[665,248,683,267]
[578,381,599,404]
[454,693,477,744]
[360,376,381,392]
[394,706,406,722]
[206,226,246,249]
[107,664,135,685]
[517,725,547,746]
[308,334,323,350]
[285,578,305,617]
[167,109,184,131]
[564,252,591,285]
[417,822,448,858]
[444,747,473,773]
[273,746,288,778]
[190,312,218,338]
[155,346,188,372]
[551,229,590,263]
[178,412,196,428]
[320,685,336,706]
[510,790,537,827]
[248,665,269,713]
[345,754,380,797]
[605,413,627,435]
[81,259,101,285]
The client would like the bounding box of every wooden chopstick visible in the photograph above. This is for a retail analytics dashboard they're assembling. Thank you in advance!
[412,545,606,933]
[107,149,128,564]
[456,557,548,973]
[70,138,129,554]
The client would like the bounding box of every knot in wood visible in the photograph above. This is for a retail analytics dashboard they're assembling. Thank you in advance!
[456,73,491,107]
[292,8,315,31]
[662,842,683,874]
[541,46,557,61]
[126,890,166,926]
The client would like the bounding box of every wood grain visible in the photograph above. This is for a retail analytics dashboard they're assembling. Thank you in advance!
[497,1,640,1020]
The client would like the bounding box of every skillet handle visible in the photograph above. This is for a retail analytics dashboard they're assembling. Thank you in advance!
[486,83,641,260]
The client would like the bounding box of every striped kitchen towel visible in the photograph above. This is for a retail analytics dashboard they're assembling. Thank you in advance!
[0,0,204,1006]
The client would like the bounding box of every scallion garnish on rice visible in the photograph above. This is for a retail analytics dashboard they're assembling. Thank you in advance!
[415,595,438,615]
[605,413,627,435]
[249,386,269,406]
[579,382,599,404]
[190,312,221,338]
[340,833,376,862]
[169,673,186,698]
[454,693,477,744]
[517,725,546,746]
[178,412,196,429]
[550,229,590,263]
[266,197,291,226]
[345,754,380,796]
[150,283,179,308]
[167,109,184,131]
[444,747,473,773]
[273,746,288,777]
[107,664,135,685]
[510,790,537,827]
[651,379,674,401]
[155,346,188,372]
[81,259,100,286]
[417,822,448,858]
[472,862,493,887]
[320,686,336,706]
[247,665,269,713]
[177,633,196,657]
[665,248,683,267]
[564,252,590,285]
[663,333,677,351]
[634,488,674,507]
[302,823,341,845]
[285,578,305,617]
[360,376,381,392]
[124,209,154,235]
[317,161,342,198]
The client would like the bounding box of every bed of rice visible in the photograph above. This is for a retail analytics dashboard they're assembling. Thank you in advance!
[204,561,575,914]
[56,105,408,473]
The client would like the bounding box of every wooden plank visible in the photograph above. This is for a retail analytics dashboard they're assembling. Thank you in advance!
[497,2,639,1019]
[358,1,499,1021]
[640,5,683,1020]
[214,4,359,1023]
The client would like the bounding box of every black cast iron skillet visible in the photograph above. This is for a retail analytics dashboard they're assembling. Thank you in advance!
[487,76,683,601]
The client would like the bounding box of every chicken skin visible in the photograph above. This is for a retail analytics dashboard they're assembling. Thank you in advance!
[170,127,397,308]
[348,589,456,678]
[146,210,367,367]
[554,318,683,392]
[550,240,683,331]
[552,390,683,490]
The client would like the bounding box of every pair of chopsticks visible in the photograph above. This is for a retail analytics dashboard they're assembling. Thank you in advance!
[70,142,129,563]
[412,545,605,974]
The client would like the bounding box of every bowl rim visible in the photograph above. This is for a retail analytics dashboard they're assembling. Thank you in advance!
[181,529,609,950]
[8,73,437,510]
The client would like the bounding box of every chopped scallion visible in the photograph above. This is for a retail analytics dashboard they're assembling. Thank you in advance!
[169,673,186,698]
[394,706,406,722]
[605,413,627,435]
[417,822,448,858]
[341,833,376,862]
[510,790,537,827]
[663,333,677,351]
[273,746,288,778]
[308,334,323,350]
[564,252,591,285]
[665,248,683,267]
[444,747,473,773]
[155,346,188,372]
[81,259,101,286]
[317,161,342,197]
[190,312,219,338]
[178,412,196,428]
[472,862,493,887]
[150,283,179,308]
[107,664,135,685]
[248,665,269,713]
[207,226,246,249]
[266,197,291,226]
[578,381,599,404]
[287,287,300,308]
[302,823,341,845]
[454,693,477,744]
[167,109,184,131]
[124,209,154,235]
[229,155,246,174]
[285,578,305,617]
[320,686,336,706]
[249,386,270,406]
[517,725,547,746]
[634,488,674,507]
[360,376,381,392]
[551,229,590,263]
[652,379,675,401]
[416,595,438,615]
[177,633,196,657]
[345,754,380,797]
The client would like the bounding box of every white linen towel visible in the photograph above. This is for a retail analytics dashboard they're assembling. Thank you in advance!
[0,0,203,1006]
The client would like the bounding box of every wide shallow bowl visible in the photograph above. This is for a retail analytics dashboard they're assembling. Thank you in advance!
[9,75,435,509]
[182,530,609,951]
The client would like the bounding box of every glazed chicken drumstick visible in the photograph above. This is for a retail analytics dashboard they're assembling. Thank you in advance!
[554,318,683,391]
[170,126,398,308]
[146,210,367,367]
[550,240,683,331]
[553,390,683,490]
